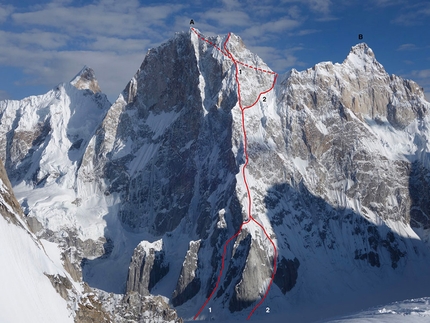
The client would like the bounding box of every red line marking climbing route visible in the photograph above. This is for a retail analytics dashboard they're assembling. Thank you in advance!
[191,28,278,321]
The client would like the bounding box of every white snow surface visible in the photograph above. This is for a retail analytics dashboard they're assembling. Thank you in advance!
[184,297,430,323]
[0,214,73,323]
[322,297,430,323]
[0,80,111,241]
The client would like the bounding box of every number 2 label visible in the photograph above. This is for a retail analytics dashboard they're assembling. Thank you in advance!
[266,307,270,313]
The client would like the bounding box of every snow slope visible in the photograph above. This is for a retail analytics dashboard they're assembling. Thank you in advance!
[0,178,73,323]
[181,297,430,323]
[322,297,430,323]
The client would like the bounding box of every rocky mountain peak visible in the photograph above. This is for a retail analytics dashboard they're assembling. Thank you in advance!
[350,42,374,57]
[343,42,382,70]
[70,66,101,93]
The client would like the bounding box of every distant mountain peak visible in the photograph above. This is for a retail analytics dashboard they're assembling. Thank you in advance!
[350,42,374,57]
[343,42,383,70]
[70,66,101,93]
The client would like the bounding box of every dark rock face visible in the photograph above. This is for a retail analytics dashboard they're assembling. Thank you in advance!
[0,158,24,225]
[83,32,238,236]
[172,240,201,306]
[7,119,52,184]
[409,161,430,230]
[274,257,300,294]
[126,243,169,296]
[226,233,253,312]
[352,217,405,269]
[45,273,74,301]
[120,292,183,323]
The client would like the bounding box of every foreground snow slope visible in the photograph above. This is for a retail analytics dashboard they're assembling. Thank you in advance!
[0,160,73,323]
[0,216,73,323]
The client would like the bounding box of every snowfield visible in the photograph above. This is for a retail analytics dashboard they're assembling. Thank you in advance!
[322,297,430,323]
[0,213,73,323]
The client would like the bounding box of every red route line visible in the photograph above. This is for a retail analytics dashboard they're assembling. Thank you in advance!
[191,28,276,76]
[191,28,278,321]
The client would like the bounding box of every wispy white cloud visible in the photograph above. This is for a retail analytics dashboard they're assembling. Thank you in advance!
[397,43,418,51]
[86,36,150,54]
[11,2,185,38]
[392,2,430,25]
[0,5,13,23]
[373,0,405,7]
[221,0,242,10]
[204,9,251,27]
[306,0,332,14]
[1,43,144,101]
[315,15,338,21]
[242,18,302,40]
[286,5,302,19]
[281,0,332,14]
[290,29,320,36]
[248,45,305,72]
[280,0,334,20]
[0,90,10,101]
[411,69,430,79]
[0,30,69,50]
[1,1,187,100]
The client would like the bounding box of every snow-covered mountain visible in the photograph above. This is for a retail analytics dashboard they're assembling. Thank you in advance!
[0,67,182,323]
[0,67,113,286]
[0,28,430,322]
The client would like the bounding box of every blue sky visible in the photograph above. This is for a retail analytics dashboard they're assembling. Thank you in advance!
[0,0,429,102]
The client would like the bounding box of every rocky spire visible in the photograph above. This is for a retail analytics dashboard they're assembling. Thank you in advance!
[70,66,101,93]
